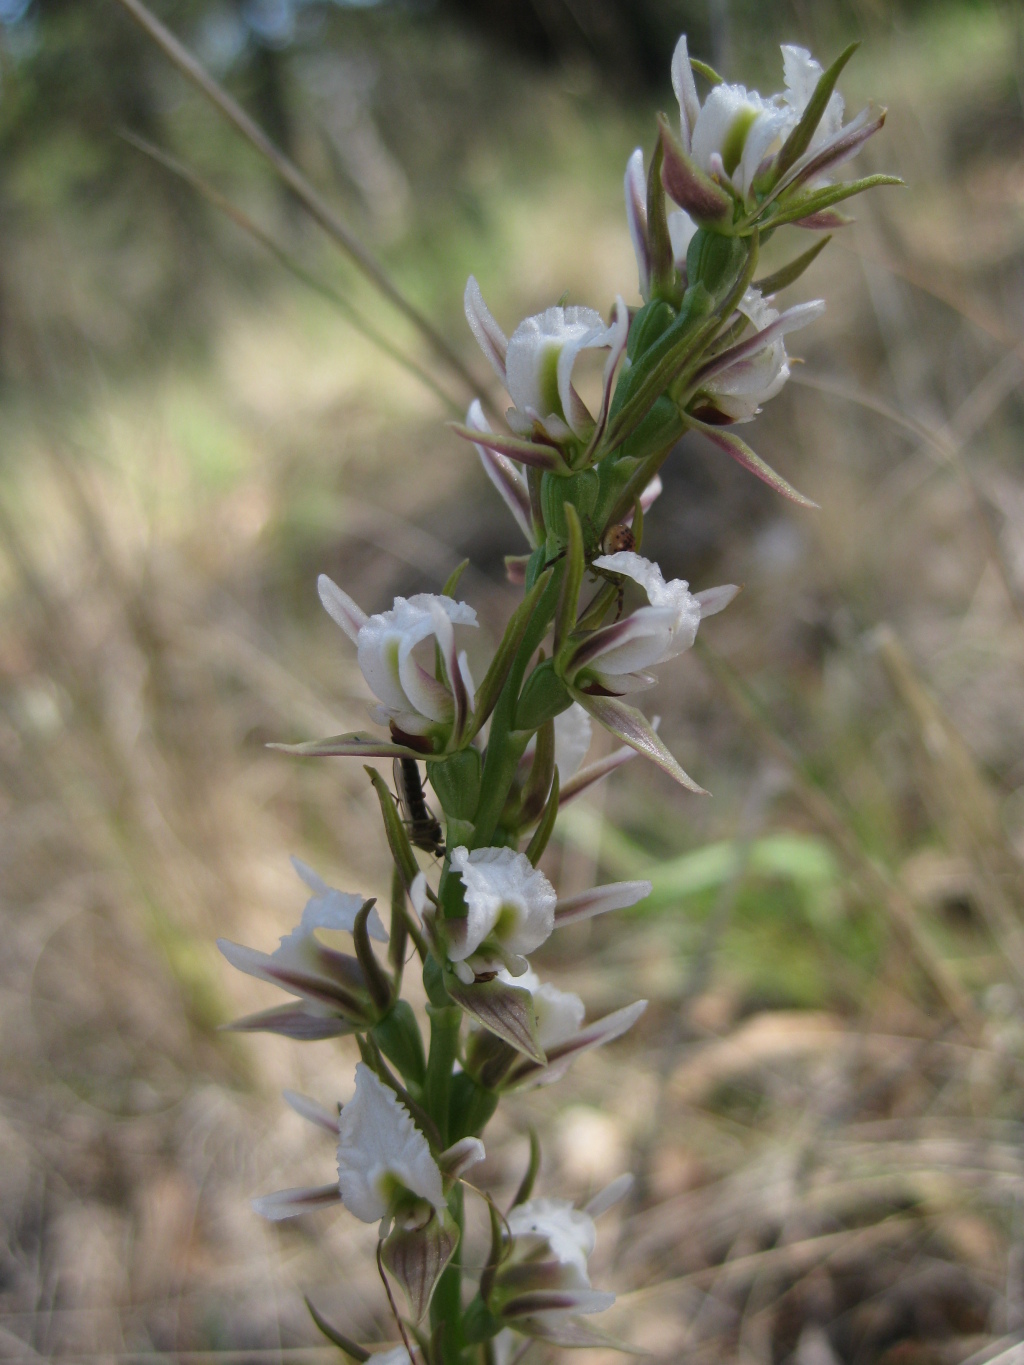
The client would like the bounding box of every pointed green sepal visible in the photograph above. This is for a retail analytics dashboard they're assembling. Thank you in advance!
[468,568,554,740]
[511,1127,542,1207]
[753,235,831,297]
[381,1207,460,1322]
[304,1298,369,1361]
[514,659,572,733]
[371,1000,426,1088]
[524,768,560,866]
[353,898,393,1014]
[446,973,546,1063]
[646,134,674,298]
[517,719,555,828]
[441,558,470,598]
[658,114,733,227]
[686,417,819,507]
[366,765,420,887]
[769,174,903,229]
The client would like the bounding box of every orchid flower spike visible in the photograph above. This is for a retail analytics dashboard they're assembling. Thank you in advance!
[318,576,477,746]
[445,846,556,984]
[217,860,387,1040]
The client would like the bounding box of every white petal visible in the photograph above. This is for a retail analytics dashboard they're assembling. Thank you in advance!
[371,1348,415,1365]
[624,148,649,298]
[553,703,592,782]
[555,879,652,925]
[283,1090,339,1133]
[532,980,586,1050]
[585,1173,634,1219]
[439,1136,486,1178]
[781,43,844,146]
[410,872,429,919]
[291,856,328,893]
[695,583,739,618]
[670,34,701,148]
[337,1065,444,1224]
[295,862,388,942]
[464,275,508,385]
[668,208,699,268]
[318,575,367,645]
[466,399,533,545]
[252,1184,340,1221]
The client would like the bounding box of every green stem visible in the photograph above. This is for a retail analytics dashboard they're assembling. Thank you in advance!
[425,1004,461,1147]
[470,566,564,849]
[431,1183,465,1365]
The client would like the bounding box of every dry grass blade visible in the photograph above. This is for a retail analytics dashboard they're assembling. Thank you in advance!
[119,131,463,417]
[110,0,486,407]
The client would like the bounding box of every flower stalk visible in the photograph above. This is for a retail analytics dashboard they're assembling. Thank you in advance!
[216,31,894,1365]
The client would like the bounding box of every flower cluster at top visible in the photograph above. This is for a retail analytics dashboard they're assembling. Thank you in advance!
[219,34,892,1365]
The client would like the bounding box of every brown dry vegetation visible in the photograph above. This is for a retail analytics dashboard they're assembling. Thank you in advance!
[2,4,1024,1363]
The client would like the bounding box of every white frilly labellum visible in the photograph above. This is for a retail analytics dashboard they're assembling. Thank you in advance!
[318,575,477,736]
[337,1064,446,1224]
[448,846,556,978]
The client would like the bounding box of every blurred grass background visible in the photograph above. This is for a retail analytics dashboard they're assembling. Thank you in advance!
[2,0,1024,1361]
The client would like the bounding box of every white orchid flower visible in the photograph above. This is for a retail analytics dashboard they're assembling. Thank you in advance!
[494,965,648,1087]
[446,846,556,983]
[664,36,888,228]
[463,277,629,447]
[252,1065,449,1232]
[488,1185,632,1345]
[557,553,737,793]
[567,551,734,694]
[690,286,825,423]
[217,858,387,1039]
[673,35,791,201]
[318,575,477,742]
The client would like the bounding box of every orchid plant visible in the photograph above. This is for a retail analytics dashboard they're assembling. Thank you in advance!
[220,34,893,1364]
